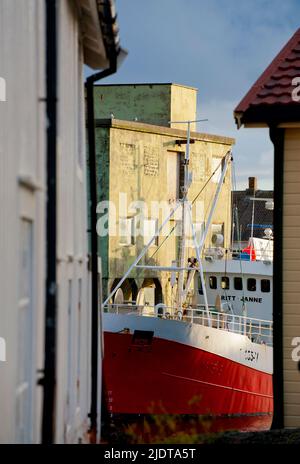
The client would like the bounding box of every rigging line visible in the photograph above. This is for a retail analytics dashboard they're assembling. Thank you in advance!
[232,158,246,314]
[145,153,229,266]
[146,222,178,262]
[146,155,227,264]
[191,155,225,205]
[221,248,231,312]
[192,154,230,256]
[230,157,235,249]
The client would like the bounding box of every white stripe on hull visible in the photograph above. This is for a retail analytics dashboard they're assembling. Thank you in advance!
[103,313,273,375]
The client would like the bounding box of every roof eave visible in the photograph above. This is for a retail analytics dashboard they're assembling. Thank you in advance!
[95,118,236,145]
[78,0,123,70]
[234,28,300,129]
[234,104,300,129]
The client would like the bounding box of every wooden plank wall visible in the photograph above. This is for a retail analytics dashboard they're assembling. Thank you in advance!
[283,128,300,427]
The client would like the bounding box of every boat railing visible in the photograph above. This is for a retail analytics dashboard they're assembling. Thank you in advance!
[203,246,273,262]
[186,307,273,346]
[104,303,273,346]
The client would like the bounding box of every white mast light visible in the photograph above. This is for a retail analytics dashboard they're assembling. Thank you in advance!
[265,200,274,210]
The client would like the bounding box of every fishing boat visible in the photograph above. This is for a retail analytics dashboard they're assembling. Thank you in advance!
[195,259,272,321]
[194,194,273,320]
[102,122,273,436]
[103,308,272,433]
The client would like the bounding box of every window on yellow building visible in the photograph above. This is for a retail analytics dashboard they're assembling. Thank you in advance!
[167,152,184,201]
[211,157,222,183]
[119,217,135,246]
[143,218,158,246]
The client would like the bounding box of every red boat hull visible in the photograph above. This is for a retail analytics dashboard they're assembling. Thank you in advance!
[103,331,273,418]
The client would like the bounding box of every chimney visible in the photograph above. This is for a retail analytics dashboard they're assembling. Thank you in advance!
[248,177,257,194]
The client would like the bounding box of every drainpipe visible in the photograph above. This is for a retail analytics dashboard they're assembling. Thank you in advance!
[42,0,58,444]
[270,125,285,429]
[86,57,117,442]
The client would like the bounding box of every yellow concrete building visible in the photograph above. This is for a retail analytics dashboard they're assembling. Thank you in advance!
[94,84,235,305]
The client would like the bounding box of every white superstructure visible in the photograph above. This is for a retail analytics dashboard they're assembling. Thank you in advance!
[194,258,273,320]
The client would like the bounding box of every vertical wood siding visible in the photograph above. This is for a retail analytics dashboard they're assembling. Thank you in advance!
[283,128,300,427]
[0,0,46,443]
[54,0,92,443]
[0,0,95,443]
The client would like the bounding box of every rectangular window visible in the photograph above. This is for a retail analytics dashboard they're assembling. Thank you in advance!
[198,276,203,295]
[143,218,158,246]
[247,278,256,292]
[261,279,270,293]
[209,276,217,289]
[234,277,243,291]
[221,276,230,290]
[167,152,183,201]
[119,217,135,246]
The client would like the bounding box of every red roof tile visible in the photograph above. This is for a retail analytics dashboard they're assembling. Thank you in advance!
[234,28,300,119]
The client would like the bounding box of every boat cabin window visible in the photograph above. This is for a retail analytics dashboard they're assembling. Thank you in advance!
[234,277,243,290]
[198,276,203,295]
[261,279,271,293]
[209,276,217,289]
[221,276,230,290]
[247,278,256,292]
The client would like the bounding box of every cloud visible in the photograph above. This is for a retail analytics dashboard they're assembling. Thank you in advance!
[199,99,274,190]
[94,0,300,189]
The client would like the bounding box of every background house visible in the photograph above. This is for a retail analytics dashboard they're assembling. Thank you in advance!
[233,176,273,249]
[93,84,235,306]
[234,28,300,429]
[0,0,122,444]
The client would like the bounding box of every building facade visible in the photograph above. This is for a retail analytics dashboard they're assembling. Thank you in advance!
[233,177,273,250]
[94,84,235,306]
[0,0,121,444]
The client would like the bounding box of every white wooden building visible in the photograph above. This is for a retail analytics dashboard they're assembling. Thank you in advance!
[0,0,122,443]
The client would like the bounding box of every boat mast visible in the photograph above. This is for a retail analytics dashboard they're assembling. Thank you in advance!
[103,119,231,317]
[170,119,208,312]
[250,189,256,259]
[176,121,191,312]
[182,151,232,317]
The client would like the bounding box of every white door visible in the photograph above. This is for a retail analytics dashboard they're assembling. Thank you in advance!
[167,152,180,201]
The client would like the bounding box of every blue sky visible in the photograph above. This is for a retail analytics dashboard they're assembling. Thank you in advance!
[94,0,300,189]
